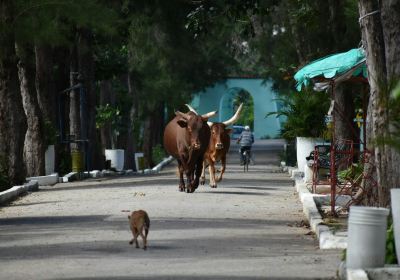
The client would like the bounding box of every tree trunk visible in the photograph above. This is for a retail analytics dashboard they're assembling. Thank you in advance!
[125,73,138,170]
[16,44,45,177]
[380,0,400,193]
[358,0,399,206]
[35,45,56,124]
[333,83,356,142]
[141,102,165,168]
[0,1,27,185]
[69,43,80,152]
[142,115,153,168]
[77,28,102,170]
[285,5,307,66]
[99,80,113,150]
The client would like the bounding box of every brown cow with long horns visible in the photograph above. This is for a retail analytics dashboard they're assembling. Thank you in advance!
[186,103,243,188]
[163,108,217,193]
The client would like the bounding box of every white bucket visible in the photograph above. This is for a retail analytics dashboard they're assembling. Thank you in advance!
[346,206,390,269]
[105,149,125,171]
[390,189,400,262]
[296,137,317,173]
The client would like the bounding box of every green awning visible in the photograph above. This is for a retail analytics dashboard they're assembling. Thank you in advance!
[294,48,367,91]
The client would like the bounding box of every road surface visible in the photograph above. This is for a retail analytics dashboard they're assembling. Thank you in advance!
[0,140,341,279]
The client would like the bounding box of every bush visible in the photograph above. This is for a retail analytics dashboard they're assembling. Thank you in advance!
[267,89,330,141]
[386,221,398,264]
[152,144,166,165]
[279,141,296,166]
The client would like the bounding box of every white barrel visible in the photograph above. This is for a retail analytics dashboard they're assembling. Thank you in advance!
[391,189,400,262]
[347,206,390,269]
[105,149,125,171]
[296,137,317,173]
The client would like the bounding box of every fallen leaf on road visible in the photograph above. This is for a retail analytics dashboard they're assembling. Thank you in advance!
[133,192,146,197]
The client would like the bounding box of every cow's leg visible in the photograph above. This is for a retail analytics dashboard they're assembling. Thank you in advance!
[209,162,217,188]
[190,157,203,192]
[216,156,226,182]
[177,159,185,192]
[200,159,207,185]
[186,170,194,193]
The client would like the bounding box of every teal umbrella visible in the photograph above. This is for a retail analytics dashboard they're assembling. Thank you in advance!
[294,48,367,91]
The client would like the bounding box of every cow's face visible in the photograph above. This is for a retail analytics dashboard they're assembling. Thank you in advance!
[176,111,208,150]
[211,123,232,150]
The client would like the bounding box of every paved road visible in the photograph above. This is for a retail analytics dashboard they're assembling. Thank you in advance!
[0,140,340,279]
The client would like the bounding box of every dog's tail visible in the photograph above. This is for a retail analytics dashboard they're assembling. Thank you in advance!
[144,214,150,236]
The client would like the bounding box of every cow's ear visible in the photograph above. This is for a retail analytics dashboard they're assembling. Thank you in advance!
[225,128,233,134]
[177,119,187,128]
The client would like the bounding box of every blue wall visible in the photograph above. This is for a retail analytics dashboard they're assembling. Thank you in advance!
[191,78,281,139]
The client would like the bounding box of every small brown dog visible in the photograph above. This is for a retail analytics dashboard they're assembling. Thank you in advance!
[128,210,150,250]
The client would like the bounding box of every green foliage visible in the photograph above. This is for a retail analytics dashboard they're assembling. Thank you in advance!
[44,119,58,146]
[279,141,297,166]
[13,0,118,46]
[375,79,400,151]
[341,249,346,261]
[386,221,398,264]
[152,144,166,165]
[58,148,72,177]
[267,90,330,141]
[233,90,254,129]
[338,162,364,183]
[95,104,121,130]
[96,103,122,149]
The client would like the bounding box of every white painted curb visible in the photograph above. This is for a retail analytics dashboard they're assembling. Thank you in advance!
[152,156,174,172]
[347,269,368,280]
[0,180,39,205]
[27,173,58,186]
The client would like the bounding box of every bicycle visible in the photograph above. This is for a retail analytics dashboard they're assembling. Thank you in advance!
[243,150,251,172]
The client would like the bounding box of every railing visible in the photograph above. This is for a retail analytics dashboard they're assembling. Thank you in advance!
[308,139,378,215]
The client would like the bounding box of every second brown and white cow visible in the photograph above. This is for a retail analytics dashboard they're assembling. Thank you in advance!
[186,104,243,188]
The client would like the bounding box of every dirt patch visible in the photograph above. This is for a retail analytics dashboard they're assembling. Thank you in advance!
[319,205,348,233]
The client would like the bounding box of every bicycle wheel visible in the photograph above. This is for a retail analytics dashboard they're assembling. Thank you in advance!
[243,151,249,172]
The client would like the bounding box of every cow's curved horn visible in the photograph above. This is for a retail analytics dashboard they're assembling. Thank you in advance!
[185,104,198,114]
[223,103,243,126]
[207,121,213,127]
[201,110,218,119]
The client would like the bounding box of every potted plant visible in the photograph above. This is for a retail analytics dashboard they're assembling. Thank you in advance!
[96,104,125,171]
[267,90,330,172]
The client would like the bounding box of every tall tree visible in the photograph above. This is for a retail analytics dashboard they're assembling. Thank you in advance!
[125,1,233,166]
[358,0,400,206]
[0,1,27,185]
[77,28,102,170]
[16,44,45,177]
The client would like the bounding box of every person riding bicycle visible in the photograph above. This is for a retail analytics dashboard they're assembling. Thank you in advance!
[237,125,254,165]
